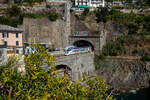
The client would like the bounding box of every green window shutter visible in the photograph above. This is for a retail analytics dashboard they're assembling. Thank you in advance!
[16,33,18,38]
[4,41,7,47]
[7,33,9,38]
[2,32,4,38]
[16,41,19,46]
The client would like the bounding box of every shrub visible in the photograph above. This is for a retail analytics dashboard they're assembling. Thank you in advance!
[141,55,150,61]
[82,8,89,16]
[48,12,58,21]
[132,49,138,55]
[0,44,113,99]
[127,23,139,35]
[6,5,21,17]
[95,7,109,23]
[0,16,18,27]
[23,13,45,18]
[99,54,106,60]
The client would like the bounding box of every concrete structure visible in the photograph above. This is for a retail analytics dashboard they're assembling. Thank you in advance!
[55,53,95,80]
[0,25,23,54]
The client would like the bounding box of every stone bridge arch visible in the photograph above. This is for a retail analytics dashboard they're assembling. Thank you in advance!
[55,64,72,78]
[55,53,95,80]
[55,62,72,69]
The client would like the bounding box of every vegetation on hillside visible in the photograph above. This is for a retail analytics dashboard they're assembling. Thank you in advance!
[1,0,45,4]
[93,7,150,58]
[0,45,113,99]
[0,5,59,27]
[95,7,150,34]
[102,35,150,56]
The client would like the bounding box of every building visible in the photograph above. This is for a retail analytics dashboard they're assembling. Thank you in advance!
[0,25,23,54]
[75,0,105,8]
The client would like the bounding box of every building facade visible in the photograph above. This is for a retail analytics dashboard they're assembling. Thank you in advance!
[75,0,105,8]
[0,25,23,54]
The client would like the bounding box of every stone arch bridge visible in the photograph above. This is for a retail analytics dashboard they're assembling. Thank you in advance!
[55,53,95,80]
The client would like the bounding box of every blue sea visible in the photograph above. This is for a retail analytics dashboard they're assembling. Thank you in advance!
[115,88,150,100]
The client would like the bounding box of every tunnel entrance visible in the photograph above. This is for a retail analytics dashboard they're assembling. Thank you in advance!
[73,40,94,51]
[56,65,72,79]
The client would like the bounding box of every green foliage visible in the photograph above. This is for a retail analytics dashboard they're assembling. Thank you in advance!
[144,0,150,6]
[23,13,45,18]
[95,7,109,23]
[6,5,21,17]
[102,35,150,56]
[48,12,58,21]
[82,8,89,16]
[141,55,150,61]
[14,0,45,4]
[103,41,126,56]
[127,23,139,35]
[135,15,145,24]
[132,49,138,55]
[79,8,90,20]
[99,54,106,60]
[95,8,150,34]
[0,16,18,27]
[0,44,113,99]
[94,55,102,70]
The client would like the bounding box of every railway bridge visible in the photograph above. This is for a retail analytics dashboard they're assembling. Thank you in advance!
[54,53,95,80]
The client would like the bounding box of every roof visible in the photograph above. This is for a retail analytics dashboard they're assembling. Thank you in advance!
[0,25,23,32]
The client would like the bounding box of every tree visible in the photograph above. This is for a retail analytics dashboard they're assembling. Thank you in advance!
[0,44,113,99]
[6,5,21,17]
[144,0,150,6]
[127,23,139,34]
[48,12,58,21]
[95,7,109,23]
[82,8,89,16]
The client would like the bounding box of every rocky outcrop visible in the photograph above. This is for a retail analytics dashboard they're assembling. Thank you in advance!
[96,59,150,89]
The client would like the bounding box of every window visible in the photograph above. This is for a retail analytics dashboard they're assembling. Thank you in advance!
[2,32,9,38]
[16,33,18,38]
[16,50,19,54]
[4,41,7,47]
[16,41,19,46]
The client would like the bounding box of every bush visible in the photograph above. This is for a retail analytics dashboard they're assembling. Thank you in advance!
[6,5,21,17]
[127,23,139,35]
[0,16,18,27]
[82,8,89,16]
[132,49,138,55]
[141,55,150,61]
[48,12,58,21]
[0,44,113,99]
[23,13,45,18]
[95,7,109,23]
[99,54,106,60]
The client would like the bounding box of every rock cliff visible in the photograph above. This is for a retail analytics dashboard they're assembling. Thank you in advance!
[96,59,150,89]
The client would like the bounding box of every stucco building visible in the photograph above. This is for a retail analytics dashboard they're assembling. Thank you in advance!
[75,0,105,8]
[0,25,23,54]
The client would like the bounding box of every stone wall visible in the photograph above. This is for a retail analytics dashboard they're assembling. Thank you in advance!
[22,18,66,48]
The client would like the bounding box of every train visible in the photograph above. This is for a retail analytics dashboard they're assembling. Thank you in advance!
[65,46,92,56]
